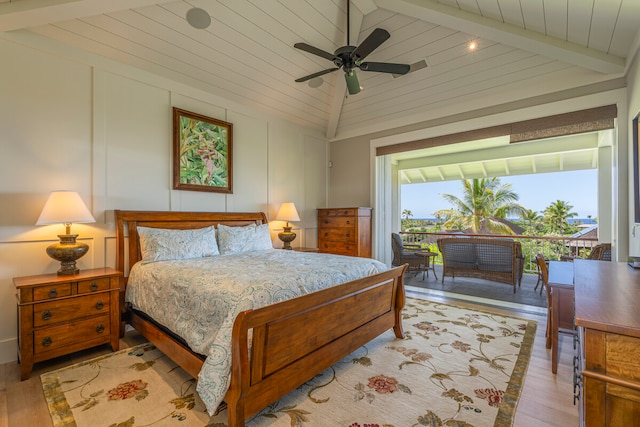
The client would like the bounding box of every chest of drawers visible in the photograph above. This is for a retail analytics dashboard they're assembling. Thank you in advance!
[14,267,121,380]
[317,207,372,257]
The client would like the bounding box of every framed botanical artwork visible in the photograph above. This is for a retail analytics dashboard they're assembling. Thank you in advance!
[172,107,233,193]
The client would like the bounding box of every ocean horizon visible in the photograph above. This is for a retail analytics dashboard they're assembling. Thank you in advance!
[411,217,597,224]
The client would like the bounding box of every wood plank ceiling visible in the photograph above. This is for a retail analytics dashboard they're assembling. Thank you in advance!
[0,0,637,143]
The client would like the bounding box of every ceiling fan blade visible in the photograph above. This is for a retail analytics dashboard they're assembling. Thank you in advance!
[351,28,390,61]
[295,68,339,83]
[359,62,410,75]
[345,70,361,95]
[294,43,336,61]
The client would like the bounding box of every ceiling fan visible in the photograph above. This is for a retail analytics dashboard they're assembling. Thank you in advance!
[294,0,410,95]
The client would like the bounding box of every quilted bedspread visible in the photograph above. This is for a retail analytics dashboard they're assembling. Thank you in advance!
[125,249,388,415]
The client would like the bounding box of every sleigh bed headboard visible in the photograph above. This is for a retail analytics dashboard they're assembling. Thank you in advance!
[114,210,268,282]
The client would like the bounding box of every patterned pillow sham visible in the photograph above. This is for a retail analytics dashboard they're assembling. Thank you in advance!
[217,223,274,254]
[138,226,219,264]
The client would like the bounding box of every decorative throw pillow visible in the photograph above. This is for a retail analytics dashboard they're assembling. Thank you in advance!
[217,223,273,254]
[137,226,219,264]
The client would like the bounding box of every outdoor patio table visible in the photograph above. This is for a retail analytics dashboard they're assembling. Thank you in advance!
[415,251,438,280]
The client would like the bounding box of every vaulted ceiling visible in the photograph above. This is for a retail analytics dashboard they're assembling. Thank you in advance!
[1,0,638,141]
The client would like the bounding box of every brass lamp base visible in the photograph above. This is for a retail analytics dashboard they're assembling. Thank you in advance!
[278,226,297,250]
[46,234,89,275]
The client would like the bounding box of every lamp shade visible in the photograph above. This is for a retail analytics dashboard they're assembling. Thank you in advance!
[36,191,95,225]
[36,191,95,275]
[275,202,300,223]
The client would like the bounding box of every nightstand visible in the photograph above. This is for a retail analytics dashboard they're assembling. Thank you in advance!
[14,267,122,380]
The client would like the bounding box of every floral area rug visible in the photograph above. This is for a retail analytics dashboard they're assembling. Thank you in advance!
[41,298,536,427]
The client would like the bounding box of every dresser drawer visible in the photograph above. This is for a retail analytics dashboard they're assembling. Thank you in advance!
[318,208,357,217]
[33,293,110,327]
[318,228,356,243]
[33,283,72,301]
[319,241,356,256]
[33,314,111,355]
[319,216,356,228]
[78,277,112,293]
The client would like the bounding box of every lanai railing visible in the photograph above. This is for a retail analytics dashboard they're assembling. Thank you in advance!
[399,231,599,274]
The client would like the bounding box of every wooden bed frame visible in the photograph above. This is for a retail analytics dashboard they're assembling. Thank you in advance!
[115,210,407,427]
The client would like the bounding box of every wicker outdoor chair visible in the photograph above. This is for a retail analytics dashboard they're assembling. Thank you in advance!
[391,233,427,273]
[561,243,611,262]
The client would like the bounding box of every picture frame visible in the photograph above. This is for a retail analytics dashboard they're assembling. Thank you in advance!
[172,107,233,193]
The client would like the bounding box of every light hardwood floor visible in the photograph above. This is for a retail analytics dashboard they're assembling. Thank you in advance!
[0,290,579,427]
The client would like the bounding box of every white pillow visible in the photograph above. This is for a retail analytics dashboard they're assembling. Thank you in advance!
[217,223,273,254]
[137,225,219,264]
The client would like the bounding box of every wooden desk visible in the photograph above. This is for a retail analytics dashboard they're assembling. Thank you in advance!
[573,260,640,427]
[548,261,576,374]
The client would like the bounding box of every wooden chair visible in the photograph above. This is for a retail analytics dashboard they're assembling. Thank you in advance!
[391,233,427,273]
[534,255,547,295]
[536,254,575,374]
[536,254,553,351]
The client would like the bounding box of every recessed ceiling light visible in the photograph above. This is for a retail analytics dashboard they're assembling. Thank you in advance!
[468,40,478,51]
[186,7,211,30]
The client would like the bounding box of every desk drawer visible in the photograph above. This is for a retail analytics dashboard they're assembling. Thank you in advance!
[34,314,110,355]
[34,293,110,327]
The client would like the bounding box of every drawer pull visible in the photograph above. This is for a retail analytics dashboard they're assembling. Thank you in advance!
[345,220,351,225]
[95,301,104,310]
[42,310,52,321]
[90,282,99,291]
[96,324,105,334]
[48,288,58,298]
[42,337,52,347]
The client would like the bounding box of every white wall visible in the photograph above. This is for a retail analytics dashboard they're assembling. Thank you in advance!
[0,35,327,364]
[626,50,640,257]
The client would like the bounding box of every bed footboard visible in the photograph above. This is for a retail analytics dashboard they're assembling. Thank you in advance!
[225,264,407,427]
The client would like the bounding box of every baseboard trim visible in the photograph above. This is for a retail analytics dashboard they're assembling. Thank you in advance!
[0,337,17,364]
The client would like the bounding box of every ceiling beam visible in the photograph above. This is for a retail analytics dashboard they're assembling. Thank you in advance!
[0,0,170,32]
[397,133,598,170]
[375,0,625,75]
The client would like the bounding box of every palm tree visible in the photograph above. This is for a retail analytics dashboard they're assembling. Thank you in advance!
[434,178,527,234]
[401,209,413,220]
[543,200,578,234]
[521,209,543,234]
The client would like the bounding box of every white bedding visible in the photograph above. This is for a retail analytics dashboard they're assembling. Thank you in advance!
[125,249,388,415]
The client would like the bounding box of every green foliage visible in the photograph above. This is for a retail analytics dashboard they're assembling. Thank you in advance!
[179,117,228,187]
[433,178,526,234]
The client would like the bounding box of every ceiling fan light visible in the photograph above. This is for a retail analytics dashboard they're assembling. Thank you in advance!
[345,70,360,95]
[186,7,211,29]
[308,77,324,88]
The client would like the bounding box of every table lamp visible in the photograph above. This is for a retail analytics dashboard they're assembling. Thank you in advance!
[36,191,96,275]
[275,202,300,250]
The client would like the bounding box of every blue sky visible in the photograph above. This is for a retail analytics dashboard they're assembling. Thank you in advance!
[401,169,598,219]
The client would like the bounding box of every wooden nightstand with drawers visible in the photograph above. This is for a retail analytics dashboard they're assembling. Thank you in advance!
[14,267,122,380]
